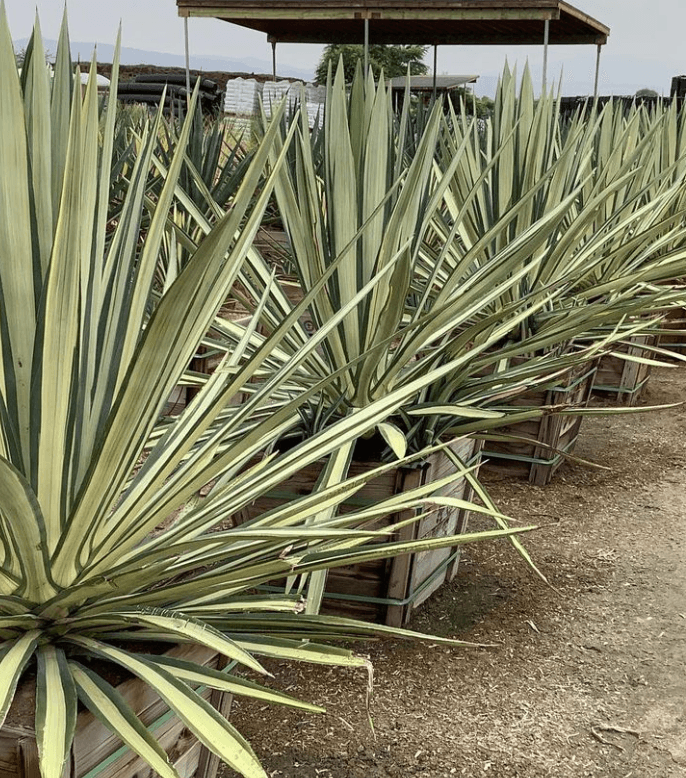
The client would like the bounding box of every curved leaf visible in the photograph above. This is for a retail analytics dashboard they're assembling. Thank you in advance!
[69,661,180,778]
[67,638,267,778]
[0,630,40,729]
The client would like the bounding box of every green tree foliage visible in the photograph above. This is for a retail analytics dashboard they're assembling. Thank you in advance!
[314,43,428,84]
[448,86,495,118]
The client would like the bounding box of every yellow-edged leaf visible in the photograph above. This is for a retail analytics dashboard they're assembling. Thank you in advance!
[149,655,324,713]
[376,421,407,459]
[0,630,40,728]
[69,661,180,778]
[36,646,77,778]
[67,639,267,778]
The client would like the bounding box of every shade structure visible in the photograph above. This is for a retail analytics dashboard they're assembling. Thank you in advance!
[387,74,478,92]
[176,1,609,47]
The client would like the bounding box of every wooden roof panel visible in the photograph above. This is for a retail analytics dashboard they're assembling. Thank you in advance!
[177,1,609,45]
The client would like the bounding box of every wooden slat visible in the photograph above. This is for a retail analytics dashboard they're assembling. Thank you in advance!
[195,658,233,778]
[176,742,203,778]
[594,333,658,406]
[657,306,686,355]
[0,734,19,778]
[483,360,597,485]
[18,738,39,778]
[447,439,484,580]
[383,465,423,628]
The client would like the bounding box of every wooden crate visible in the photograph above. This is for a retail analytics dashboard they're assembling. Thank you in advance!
[593,333,658,406]
[481,360,598,486]
[233,436,482,627]
[253,228,290,272]
[0,644,231,778]
[657,306,686,357]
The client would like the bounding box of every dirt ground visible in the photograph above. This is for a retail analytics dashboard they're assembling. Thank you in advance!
[222,365,686,778]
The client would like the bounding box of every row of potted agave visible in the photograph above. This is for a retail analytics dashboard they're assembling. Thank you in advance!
[166,52,686,778]
[171,59,686,771]
[3,10,686,778]
[0,13,542,778]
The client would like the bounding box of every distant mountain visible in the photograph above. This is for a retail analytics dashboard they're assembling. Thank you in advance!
[14,37,669,98]
[13,38,314,82]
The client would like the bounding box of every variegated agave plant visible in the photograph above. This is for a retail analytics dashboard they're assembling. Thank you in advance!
[189,63,572,609]
[427,64,686,376]
[219,63,663,455]
[0,12,532,778]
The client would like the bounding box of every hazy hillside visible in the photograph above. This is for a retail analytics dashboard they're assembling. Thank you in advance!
[13,37,314,82]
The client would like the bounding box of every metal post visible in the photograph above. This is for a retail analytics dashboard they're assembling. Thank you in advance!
[184,16,191,101]
[542,18,549,94]
[272,40,277,81]
[432,44,437,101]
[593,43,602,101]
[364,18,369,75]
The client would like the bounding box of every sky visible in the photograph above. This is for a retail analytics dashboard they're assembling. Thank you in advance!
[4,1,685,97]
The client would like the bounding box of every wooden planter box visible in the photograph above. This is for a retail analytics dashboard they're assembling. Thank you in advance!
[593,333,658,406]
[657,306,686,357]
[0,644,232,778]
[233,436,483,627]
[481,360,598,486]
[253,228,290,272]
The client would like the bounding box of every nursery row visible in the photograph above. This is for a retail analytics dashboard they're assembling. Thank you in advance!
[1,9,686,778]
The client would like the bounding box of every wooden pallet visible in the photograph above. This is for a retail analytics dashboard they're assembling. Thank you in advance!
[232,436,482,627]
[0,645,231,778]
[481,360,597,486]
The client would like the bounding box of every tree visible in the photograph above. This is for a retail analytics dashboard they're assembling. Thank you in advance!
[448,87,495,118]
[15,44,53,69]
[635,88,658,98]
[314,43,428,85]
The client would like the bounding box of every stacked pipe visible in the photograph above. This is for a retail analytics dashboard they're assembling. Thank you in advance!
[117,73,223,117]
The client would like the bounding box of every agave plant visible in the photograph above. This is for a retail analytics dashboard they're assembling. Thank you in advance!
[0,12,538,778]
[154,105,257,292]
[173,68,605,452]
[418,65,686,403]
[182,63,617,611]
[189,67,686,591]
[229,65,598,442]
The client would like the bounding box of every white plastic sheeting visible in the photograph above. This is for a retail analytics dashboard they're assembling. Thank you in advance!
[224,78,325,128]
[304,84,326,128]
[223,78,263,117]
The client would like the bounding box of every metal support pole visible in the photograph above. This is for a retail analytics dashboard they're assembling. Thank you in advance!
[364,19,369,75]
[432,44,437,101]
[272,40,277,81]
[593,43,602,101]
[542,18,549,94]
[184,16,191,101]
